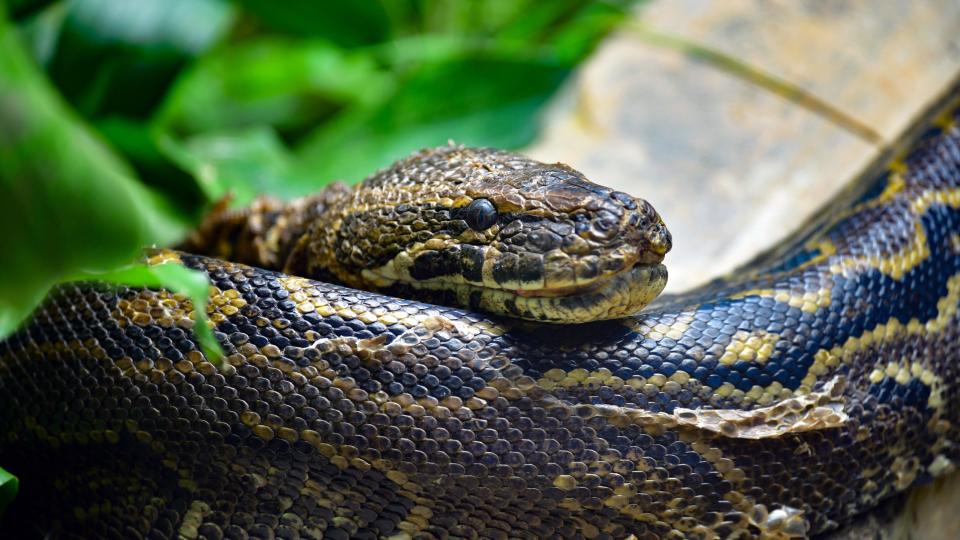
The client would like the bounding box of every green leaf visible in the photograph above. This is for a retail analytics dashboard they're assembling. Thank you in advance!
[95,117,207,212]
[6,0,58,20]
[160,126,325,205]
[72,263,224,362]
[156,38,392,137]
[495,0,588,44]
[0,6,190,338]
[546,1,635,63]
[14,1,67,68]
[47,0,234,119]
[0,467,17,519]
[295,56,569,183]
[64,0,233,54]
[236,0,390,47]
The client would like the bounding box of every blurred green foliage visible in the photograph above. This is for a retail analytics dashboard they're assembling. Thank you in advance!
[0,3,189,337]
[0,0,638,340]
[0,466,15,519]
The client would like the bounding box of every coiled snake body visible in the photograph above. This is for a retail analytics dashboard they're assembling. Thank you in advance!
[2,88,960,539]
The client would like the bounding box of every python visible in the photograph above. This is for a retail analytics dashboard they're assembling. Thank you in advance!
[1,85,959,538]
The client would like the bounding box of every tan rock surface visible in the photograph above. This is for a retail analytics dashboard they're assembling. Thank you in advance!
[526,0,960,292]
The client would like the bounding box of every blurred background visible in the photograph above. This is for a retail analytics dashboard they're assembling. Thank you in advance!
[1,0,960,536]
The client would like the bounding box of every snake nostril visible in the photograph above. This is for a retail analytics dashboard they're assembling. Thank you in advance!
[651,223,672,254]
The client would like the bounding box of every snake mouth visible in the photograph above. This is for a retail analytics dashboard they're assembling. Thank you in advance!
[476,261,668,323]
[361,247,668,323]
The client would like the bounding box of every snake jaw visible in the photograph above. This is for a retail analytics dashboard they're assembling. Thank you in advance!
[490,261,669,322]
[365,253,668,323]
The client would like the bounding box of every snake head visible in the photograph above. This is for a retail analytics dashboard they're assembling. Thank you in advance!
[301,145,671,323]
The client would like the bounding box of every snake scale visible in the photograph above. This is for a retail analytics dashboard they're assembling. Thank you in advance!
[2,85,960,540]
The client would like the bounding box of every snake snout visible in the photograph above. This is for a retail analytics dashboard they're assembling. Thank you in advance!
[611,193,672,265]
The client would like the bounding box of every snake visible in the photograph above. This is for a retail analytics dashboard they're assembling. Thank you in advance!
[2,84,960,540]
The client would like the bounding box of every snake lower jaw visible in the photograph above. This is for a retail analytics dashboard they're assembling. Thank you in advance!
[475,262,668,322]
[367,261,667,322]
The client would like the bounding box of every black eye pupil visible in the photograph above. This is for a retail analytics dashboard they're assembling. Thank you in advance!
[464,198,498,230]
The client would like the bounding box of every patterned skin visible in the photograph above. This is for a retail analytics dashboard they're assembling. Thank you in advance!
[1,91,959,538]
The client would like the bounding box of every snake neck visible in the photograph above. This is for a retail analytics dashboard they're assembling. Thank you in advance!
[180,182,354,282]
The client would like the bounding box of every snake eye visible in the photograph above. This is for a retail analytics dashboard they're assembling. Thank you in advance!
[463,198,498,230]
